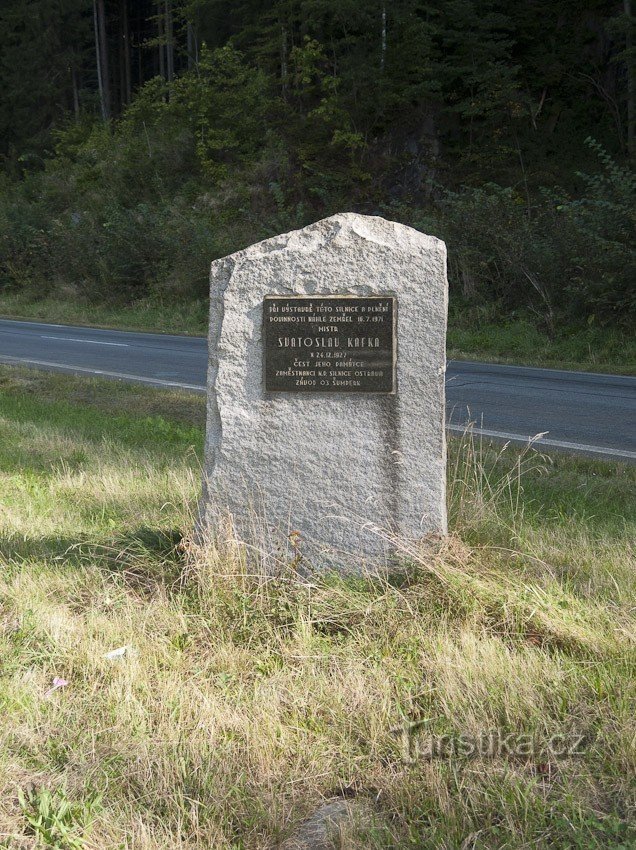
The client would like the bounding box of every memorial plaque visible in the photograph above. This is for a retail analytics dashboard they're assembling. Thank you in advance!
[263,295,396,393]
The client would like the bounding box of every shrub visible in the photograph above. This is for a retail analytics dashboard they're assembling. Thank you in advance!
[437,141,635,328]
[553,138,636,321]
[0,47,279,304]
[437,184,561,332]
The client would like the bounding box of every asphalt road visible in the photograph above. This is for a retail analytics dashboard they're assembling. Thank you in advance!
[1,318,634,462]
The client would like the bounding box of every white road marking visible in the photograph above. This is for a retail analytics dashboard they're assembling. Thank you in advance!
[41,335,129,347]
[0,350,633,460]
[447,424,636,460]
[0,354,206,392]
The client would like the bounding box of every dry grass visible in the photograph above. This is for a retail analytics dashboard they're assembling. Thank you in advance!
[0,365,634,848]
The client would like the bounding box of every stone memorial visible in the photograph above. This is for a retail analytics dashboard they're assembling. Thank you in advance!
[199,212,447,567]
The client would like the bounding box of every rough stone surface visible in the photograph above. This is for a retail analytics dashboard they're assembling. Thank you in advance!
[279,799,374,850]
[200,212,447,567]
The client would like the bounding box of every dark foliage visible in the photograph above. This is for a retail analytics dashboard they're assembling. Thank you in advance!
[0,1,634,325]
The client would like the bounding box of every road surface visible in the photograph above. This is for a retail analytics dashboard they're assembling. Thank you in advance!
[0,318,634,462]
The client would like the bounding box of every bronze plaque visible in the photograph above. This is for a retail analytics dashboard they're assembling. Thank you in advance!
[263,295,396,393]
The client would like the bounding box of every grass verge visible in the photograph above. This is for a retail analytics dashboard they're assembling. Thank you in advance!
[0,365,634,849]
[0,293,209,336]
[1,293,634,373]
[447,311,636,375]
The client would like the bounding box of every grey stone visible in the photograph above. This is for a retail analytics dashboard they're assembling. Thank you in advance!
[199,212,447,568]
[279,799,374,850]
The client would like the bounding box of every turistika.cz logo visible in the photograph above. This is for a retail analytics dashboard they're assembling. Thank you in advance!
[394,720,589,764]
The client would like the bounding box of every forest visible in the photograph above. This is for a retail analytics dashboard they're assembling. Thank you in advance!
[0,0,634,345]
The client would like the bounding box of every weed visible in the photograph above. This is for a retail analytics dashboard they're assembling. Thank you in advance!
[17,786,101,849]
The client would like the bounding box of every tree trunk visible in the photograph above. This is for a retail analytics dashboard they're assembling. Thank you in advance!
[187,20,195,70]
[157,4,165,79]
[118,11,125,111]
[98,0,110,117]
[120,0,132,105]
[72,67,80,119]
[94,0,110,120]
[380,4,386,71]
[165,0,174,82]
[281,26,288,97]
[626,0,635,156]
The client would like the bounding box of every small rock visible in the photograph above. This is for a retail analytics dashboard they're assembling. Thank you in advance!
[279,798,373,850]
[104,645,130,659]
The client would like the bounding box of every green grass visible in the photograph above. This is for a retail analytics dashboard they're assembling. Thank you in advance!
[0,292,209,336]
[0,365,634,848]
[447,311,636,375]
[1,292,634,373]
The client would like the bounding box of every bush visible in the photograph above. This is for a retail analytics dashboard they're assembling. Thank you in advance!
[553,138,636,321]
[0,46,284,304]
[437,141,635,328]
[437,183,560,332]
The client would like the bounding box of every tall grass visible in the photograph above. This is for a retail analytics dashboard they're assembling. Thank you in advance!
[0,366,634,848]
